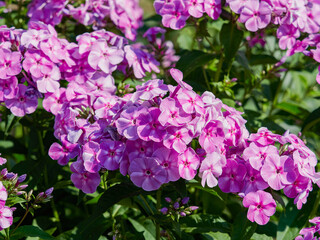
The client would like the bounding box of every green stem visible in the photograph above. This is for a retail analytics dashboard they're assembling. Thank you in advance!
[11,206,29,235]
[156,189,162,240]
[139,195,154,215]
[37,130,62,234]
[215,55,223,83]
[202,67,211,92]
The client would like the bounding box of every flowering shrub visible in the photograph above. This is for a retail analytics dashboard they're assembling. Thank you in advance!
[0,0,320,239]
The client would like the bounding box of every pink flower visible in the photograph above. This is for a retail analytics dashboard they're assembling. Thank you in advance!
[0,206,13,230]
[163,126,193,153]
[129,157,166,191]
[218,158,246,193]
[97,140,125,170]
[199,151,226,188]
[5,84,38,117]
[0,182,7,208]
[239,0,272,32]
[70,159,101,194]
[153,147,180,183]
[186,0,204,18]
[178,148,200,180]
[0,48,22,79]
[204,0,221,20]
[243,190,276,225]
[261,154,296,190]
[88,40,124,74]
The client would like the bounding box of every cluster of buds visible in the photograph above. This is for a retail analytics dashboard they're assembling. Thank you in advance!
[0,169,28,196]
[160,197,198,221]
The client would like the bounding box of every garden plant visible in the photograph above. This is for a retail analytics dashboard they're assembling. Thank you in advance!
[1,0,320,239]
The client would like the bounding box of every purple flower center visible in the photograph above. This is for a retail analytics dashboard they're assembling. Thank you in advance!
[145,170,151,176]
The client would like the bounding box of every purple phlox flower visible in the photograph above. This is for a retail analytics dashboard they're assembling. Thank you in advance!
[20,29,50,48]
[163,126,193,153]
[241,163,268,195]
[0,48,22,79]
[82,141,101,173]
[246,31,266,47]
[249,127,285,146]
[199,119,227,153]
[201,91,223,117]
[176,88,205,114]
[170,68,192,91]
[199,150,226,188]
[93,95,120,120]
[292,150,320,184]
[43,88,67,115]
[261,154,296,190]
[137,107,167,142]
[70,159,101,194]
[218,158,246,193]
[204,0,221,20]
[0,154,6,166]
[158,0,190,30]
[126,139,154,162]
[227,0,249,14]
[283,174,311,199]
[243,142,278,171]
[40,36,67,63]
[23,49,54,78]
[129,156,166,191]
[178,147,200,180]
[116,105,148,140]
[224,113,249,147]
[152,147,180,183]
[34,65,61,93]
[158,97,192,127]
[5,84,38,117]
[131,79,168,102]
[97,139,124,170]
[303,2,320,34]
[0,182,7,208]
[239,0,272,32]
[277,24,300,50]
[49,137,79,165]
[88,39,124,74]
[0,76,18,101]
[123,44,160,79]
[143,27,166,43]
[243,190,276,225]
[0,206,13,230]
[85,72,117,96]
[186,0,204,18]
[294,180,313,209]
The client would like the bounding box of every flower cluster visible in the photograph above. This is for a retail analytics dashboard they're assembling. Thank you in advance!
[0,23,173,117]
[160,196,198,219]
[27,0,143,40]
[48,67,320,225]
[296,217,320,240]
[153,0,320,85]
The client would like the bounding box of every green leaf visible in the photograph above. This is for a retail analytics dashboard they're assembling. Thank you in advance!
[203,232,231,240]
[231,211,257,240]
[276,190,318,240]
[180,214,230,234]
[275,102,309,118]
[176,50,215,78]
[95,182,144,215]
[71,183,144,239]
[220,22,244,67]
[250,233,273,240]
[302,107,320,132]
[10,225,55,240]
[5,196,26,207]
[128,218,156,240]
[248,54,278,66]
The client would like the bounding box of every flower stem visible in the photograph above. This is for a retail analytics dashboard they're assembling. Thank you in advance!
[156,189,162,240]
